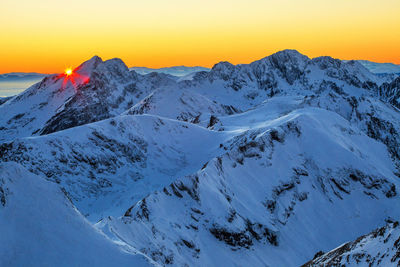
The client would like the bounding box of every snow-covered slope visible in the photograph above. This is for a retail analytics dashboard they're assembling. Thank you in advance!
[357,60,400,74]
[0,50,394,143]
[99,107,400,266]
[303,221,400,266]
[2,50,400,266]
[124,85,239,123]
[0,114,229,221]
[126,51,387,125]
[0,56,176,142]
[0,96,12,105]
[0,162,154,266]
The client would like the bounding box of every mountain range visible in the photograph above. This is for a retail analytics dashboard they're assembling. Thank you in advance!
[357,60,400,74]
[0,72,47,97]
[2,59,399,98]
[1,50,400,266]
[129,66,210,77]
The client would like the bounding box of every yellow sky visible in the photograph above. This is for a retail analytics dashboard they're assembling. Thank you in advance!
[1,0,399,73]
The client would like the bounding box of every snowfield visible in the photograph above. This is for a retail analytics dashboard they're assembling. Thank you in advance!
[1,50,400,266]
[99,107,400,266]
[0,162,154,267]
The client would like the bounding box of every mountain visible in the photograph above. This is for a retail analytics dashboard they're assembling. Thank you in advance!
[357,60,400,74]
[130,66,210,77]
[2,59,399,97]
[0,56,176,142]
[125,51,385,122]
[0,72,47,81]
[303,221,400,266]
[0,114,228,221]
[1,49,400,266]
[0,162,153,266]
[0,72,47,97]
[99,106,400,266]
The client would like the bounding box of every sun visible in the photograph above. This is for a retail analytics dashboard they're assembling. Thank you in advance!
[65,68,73,76]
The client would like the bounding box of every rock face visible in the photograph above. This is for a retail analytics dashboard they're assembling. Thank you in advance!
[379,76,400,109]
[1,50,400,266]
[302,221,400,266]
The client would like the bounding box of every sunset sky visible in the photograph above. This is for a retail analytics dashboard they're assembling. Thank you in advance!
[1,0,399,73]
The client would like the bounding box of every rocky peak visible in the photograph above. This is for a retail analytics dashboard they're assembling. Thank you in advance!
[90,57,136,84]
[265,49,310,68]
[210,61,236,81]
[74,55,103,76]
[251,49,310,85]
[311,56,343,70]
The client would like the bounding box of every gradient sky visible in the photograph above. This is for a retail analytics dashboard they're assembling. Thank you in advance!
[1,0,399,73]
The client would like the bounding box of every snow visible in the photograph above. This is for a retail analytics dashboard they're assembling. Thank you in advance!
[99,107,400,266]
[1,49,400,266]
[0,114,229,221]
[305,221,400,266]
[357,60,400,74]
[0,162,154,266]
[130,66,209,77]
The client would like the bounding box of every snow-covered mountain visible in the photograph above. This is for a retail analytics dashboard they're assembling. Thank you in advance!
[303,221,400,266]
[0,72,47,81]
[0,115,229,221]
[357,60,400,74]
[99,106,400,266]
[1,50,400,266]
[0,162,153,266]
[129,66,210,77]
[0,72,47,97]
[0,56,176,142]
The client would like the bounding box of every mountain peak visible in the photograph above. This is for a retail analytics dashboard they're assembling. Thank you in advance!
[311,56,343,69]
[267,49,310,63]
[210,61,236,80]
[102,58,129,71]
[272,49,305,57]
[211,61,235,70]
[251,49,310,71]
[248,49,309,85]
[75,55,103,76]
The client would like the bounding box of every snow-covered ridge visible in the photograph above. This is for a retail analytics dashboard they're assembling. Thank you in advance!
[1,50,398,143]
[0,56,177,142]
[0,162,154,266]
[1,49,400,266]
[130,66,210,77]
[0,114,229,221]
[303,221,400,266]
[356,60,400,74]
[99,107,400,266]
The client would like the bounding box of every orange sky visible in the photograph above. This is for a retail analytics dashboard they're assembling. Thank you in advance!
[1,0,399,73]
